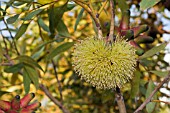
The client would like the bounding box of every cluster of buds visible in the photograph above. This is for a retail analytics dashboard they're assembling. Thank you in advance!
[0,93,41,113]
[115,10,154,55]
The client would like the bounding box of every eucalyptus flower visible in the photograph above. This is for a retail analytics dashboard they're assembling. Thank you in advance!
[72,36,136,89]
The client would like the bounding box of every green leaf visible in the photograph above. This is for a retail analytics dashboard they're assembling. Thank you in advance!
[4,0,15,10]
[1,28,16,32]
[13,0,33,6]
[0,91,10,97]
[13,0,32,3]
[47,42,74,60]
[14,23,29,40]
[38,17,50,32]
[13,2,27,6]
[4,63,24,73]
[140,86,147,96]
[15,55,44,72]
[23,67,32,94]
[24,65,39,90]
[140,79,148,86]
[48,8,56,36]
[117,0,129,12]
[48,5,67,38]
[0,7,5,12]
[146,99,156,112]
[24,9,43,20]
[6,14,20,24]
[140,0,161,11]
[74,8,84,31]
[139,43,167,59]
[11,73,19,84]
[57,19,71,37]
[150,70,169,77]
[31,46,44,59]
[66,4,76,11]
[0,44,3,60]
[146,81,155,98]
[131,70,141,99]
[33,40,56,53]
[146,81,157,113]
[139,58,156,67]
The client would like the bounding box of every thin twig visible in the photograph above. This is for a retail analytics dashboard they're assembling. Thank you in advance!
[109,0,115,42]
[97,0,108,15]
[52,60,63,103]
[0,30,8,54]
[152,100,170,105]
[2,18,20,55]
[39,84,70,113]
[73,0,103,39]
[2,18,13,39]
[3,53,14,65]
[134,73,170,113]
[0,62,13,66]
[115,88,127,113]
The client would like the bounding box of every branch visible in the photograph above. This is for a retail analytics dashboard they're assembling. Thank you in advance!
[39,84,70,113]
[2,18,20,55]
[109,0,115,42]
[115,88,127,113]
[3,53,14,65]
[0,62,13,66]
[134,73,170,113]
[152,100,170,105]
[72,0,103,39]
[97,0,108,15]
[52,60,63,103]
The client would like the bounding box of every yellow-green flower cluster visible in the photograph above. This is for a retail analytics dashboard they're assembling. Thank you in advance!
[72,36,136,89]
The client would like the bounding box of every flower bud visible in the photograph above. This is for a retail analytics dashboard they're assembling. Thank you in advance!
[20,93,35,108]
[134,35,154,44]
[0,109,5,113]
[24,102,41,110]
[119,10,130,30]
[131,25,149,37]
[0,100,11,111]
[129,40,144,56]
[11,95,20,110]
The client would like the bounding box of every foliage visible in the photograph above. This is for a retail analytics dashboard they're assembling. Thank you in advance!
[0,0,170,113]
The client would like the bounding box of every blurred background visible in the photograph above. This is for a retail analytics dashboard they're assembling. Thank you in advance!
[0,0,170,113]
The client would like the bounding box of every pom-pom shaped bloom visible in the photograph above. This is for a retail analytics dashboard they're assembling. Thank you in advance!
[72,36,136,89]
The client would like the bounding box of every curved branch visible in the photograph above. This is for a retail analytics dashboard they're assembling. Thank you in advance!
[52,60,63,103]
[115,88,127,113]
[109,0,115,42]
[72,0,103,39]
[134,73,170,113]
[39,84,70,113]
[152,100,170,105]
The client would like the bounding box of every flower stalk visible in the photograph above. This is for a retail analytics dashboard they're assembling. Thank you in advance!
[115,88,127,113]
